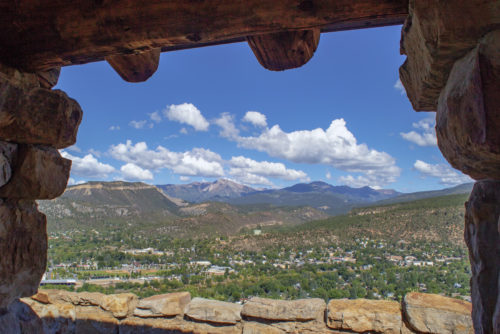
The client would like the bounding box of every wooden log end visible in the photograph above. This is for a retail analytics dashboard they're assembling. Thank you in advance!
[105,48,161,82]
[247,29,320,71]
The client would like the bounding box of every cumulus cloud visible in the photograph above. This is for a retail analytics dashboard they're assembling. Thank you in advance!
[326,171,332,180]
[68,178,86,186]
[413,160,473,185]
[401,116,437,147]
[66,145,81,153]
[394,79,406,95]
[120,163,153,181]
[129,120,148,129]
[180,176,190,182]
[214,113,240,139]
[243,111,267,127]
[61,152,115,178]
[229,156,309,186]
[233,119,400,188]
[109,125,120,131]
[164,103,209,131]
[109,140,224,178]
[149,111,162,123]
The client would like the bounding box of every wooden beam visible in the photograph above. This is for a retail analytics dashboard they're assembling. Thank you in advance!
[247,29,320,71]
[0,0,408,71]
[106,48,160,82]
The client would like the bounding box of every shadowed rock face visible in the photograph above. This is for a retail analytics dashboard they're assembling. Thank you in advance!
[0,200,47,310]
[465,181,500,334]
[0,290,473,334]
[436,31,500,180]
[0,63,79,312]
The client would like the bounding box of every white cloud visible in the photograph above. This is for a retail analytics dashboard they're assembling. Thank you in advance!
[400,116,437,147]
[67,178,86,186]
[109,125,120,131]
[180,176,190,182]
[229,156,309,186]
[180,128,188,134]
[164,103,209,131]
[61,152,115,178]
[233,118,400,188]
[243,111,267,127]
[394,79,406,95]
[129,120,147,129]
[120,163,153,181]
[214,113,239,139]
[149,111,162,123]
[413,160,473,185]
[326,171,332,180]
[109,140,224,178]
[66,145,81,153]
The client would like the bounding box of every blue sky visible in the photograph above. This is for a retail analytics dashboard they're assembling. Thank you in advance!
[57,25,471,192]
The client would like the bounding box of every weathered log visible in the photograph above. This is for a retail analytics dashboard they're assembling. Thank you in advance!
[106,48,160,82]
[247,29,320,71]
[465,181,500,334]
[0,0,408,71]
[436,30,500,180]
[399,0,500,111]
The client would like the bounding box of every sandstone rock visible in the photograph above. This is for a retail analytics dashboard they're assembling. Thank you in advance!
[23,297,76,334]
[465,181,500,334]
[0,141,16,188]
[37,67,61,89]
[0,311,21,334]
[9,299,45,334]
[75,305,119,334]
[403,292,472,334]
[327,298,402,333]
[120,316,242,334]
[0,145,71,199]
[185,297,242,325]
[0,200,47,309]
[101,293,138,318]
[242,297,326,322]
[134,291,190,317]
[243,322,285,334]
[436,30,500,180]
[399,0,500,110]
[0,66,82,148]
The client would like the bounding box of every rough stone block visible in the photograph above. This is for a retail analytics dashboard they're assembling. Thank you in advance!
[0,199,47,309]
[242,297,326,322]
[120,317,242,334]
[465,181,500,334]
[0,65,82,148]
[134,291,191,318]
[327,298,402,333]
[399,0,500,111]
[436,30,500,180]
[185,297,242,325]
[403,292,472,334]
[0,145,71,200]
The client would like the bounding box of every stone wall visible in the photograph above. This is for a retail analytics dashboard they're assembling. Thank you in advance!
[0,290,473,334]
[0,64,82,312]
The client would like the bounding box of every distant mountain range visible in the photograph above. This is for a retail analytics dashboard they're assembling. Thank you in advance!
[38,179,474,238]
[38,181,328,237]
[156,179,255,203]
[158,179,402,215]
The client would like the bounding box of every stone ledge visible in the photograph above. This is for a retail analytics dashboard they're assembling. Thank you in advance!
[4,290,473,334]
